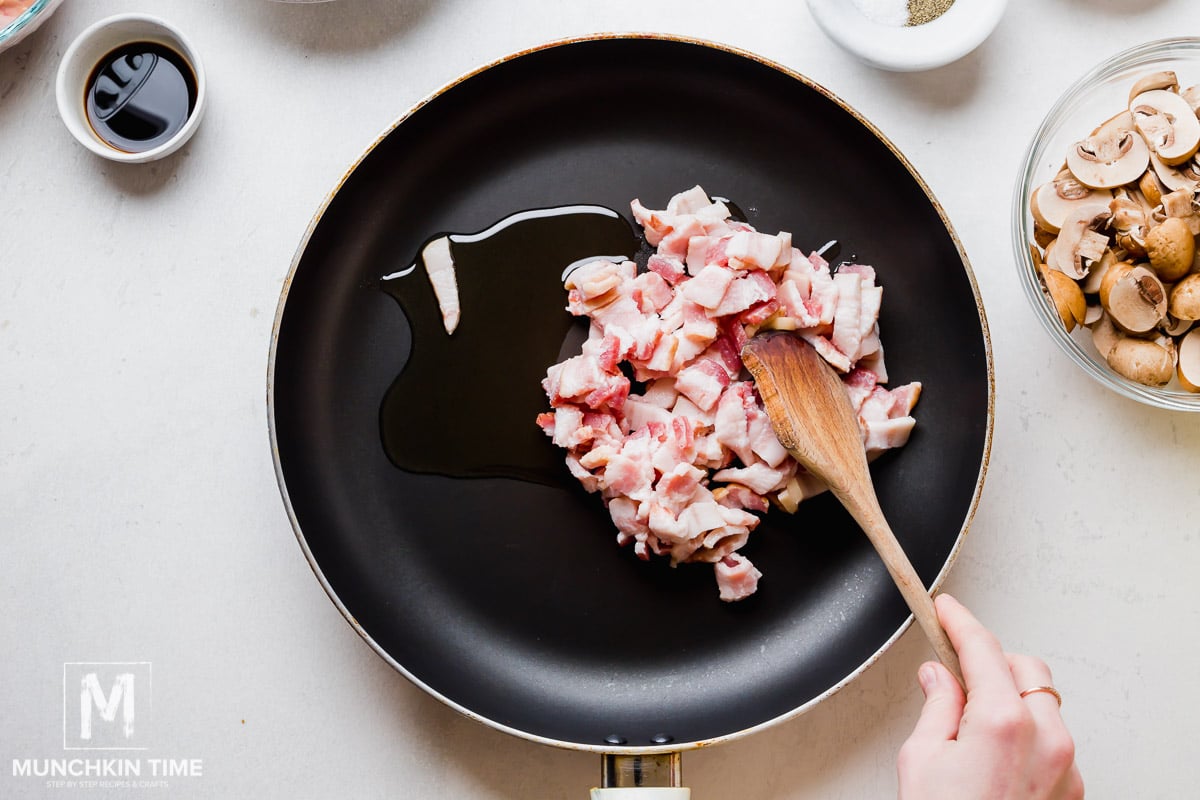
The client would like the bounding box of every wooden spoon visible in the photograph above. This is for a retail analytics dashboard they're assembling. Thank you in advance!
[741,332,964,686]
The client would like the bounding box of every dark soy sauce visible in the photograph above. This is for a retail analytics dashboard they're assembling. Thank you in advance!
[380,205,642,485]
[85,42,196,153]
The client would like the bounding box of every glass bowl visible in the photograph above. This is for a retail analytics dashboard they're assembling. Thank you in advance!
[1013,37,1200,411]
[0,0,65,54]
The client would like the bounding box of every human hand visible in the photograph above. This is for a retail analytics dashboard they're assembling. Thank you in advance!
[896,594,1083,800]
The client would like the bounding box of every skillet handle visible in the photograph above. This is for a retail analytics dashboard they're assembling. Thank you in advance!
[593,753,689,798]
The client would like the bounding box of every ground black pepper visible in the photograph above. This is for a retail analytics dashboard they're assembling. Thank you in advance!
[907,0,954,25]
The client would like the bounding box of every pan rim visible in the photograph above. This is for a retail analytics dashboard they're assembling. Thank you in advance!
[266,31,996,754]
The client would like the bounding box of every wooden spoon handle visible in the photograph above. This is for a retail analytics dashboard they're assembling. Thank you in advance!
[841,489,964,689]
[883,542,963,688]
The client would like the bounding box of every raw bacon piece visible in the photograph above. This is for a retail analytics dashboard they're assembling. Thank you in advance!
[565,453,600,494]
[666,185,712,215]
[421,236,461,335]
[711,271,777,318]
[712,462,792,495]
[864,416,917,453]
[726,230,788,271]
[647,253,687,284]
[654,463,706,516]
[714,554,762,602]
[601,432,656,501]
[630,199,673,246]
[607,497,648,544]
[831,272,864,363]
[674,359,731,412]
[659,216,707,260]
[713,484,770,514]
[798,332,851,373]
[714,382,756,466]
[681,263,737,309]
[633,270,675,314]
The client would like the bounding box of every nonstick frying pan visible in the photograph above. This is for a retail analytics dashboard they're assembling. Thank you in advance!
[268,33,993,791]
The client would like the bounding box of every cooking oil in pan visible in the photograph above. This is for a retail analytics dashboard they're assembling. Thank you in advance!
[379,205,643,485]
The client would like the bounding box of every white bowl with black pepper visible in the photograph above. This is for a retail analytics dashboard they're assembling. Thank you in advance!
[807,0,1007,72]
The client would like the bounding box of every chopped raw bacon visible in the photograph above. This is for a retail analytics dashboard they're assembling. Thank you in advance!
[681,264,736,309]
[714,553,762,602]
[713,484,770,514]
[726,230,789,271]
[711,270,777,318]
[712,462,792,495]
[538,186,921,601]
[647,253,687,284]
[674,359,731,412]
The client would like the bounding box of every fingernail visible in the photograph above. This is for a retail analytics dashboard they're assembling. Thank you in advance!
[918,663,938,694]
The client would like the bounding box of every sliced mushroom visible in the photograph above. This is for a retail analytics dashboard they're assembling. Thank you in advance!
[1047,202,1112,279]
[1084,302,1104,326]
[1131,89,1200,165]
[1169,272,1200,320]
[1041,236,1059,269]
[1183,84,1200,115]
[1099,259,1134,308]
[1038,263,1086,332]
[1129,71,1179,102]
[1152,331,1180,367]
[1154,187,1200,235]
[1031,171,1113,233]
[1066,112,1151,188]
[1162,314,1193,337]
[1139,169,1167,206]
[1082,248,1118,295]
[1149,151,1200,193]
[1103,264,1168,333]
[1107,336,1175,386]
[1110,188,1150,258]
[1092,312,1122,359]
[1145,216,1197,281]
[1160,186,1196,217]
[1178,327,1200,391]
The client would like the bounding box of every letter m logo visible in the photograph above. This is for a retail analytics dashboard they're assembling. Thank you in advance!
[63,663,151,750]
[81,672,134,740]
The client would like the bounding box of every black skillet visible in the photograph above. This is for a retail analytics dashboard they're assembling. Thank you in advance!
[268,34,993,760]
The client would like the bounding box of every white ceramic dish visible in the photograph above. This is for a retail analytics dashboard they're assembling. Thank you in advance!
[0,0,65,54]
[806,0,1007,72]
[55,13,206,164]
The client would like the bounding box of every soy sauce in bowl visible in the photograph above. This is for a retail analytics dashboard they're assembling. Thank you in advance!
[85,42,196,153]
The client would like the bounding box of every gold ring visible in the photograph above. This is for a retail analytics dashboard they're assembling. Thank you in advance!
[1019,686,1062,707]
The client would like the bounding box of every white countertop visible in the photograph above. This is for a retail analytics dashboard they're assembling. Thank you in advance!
[3,1,1198,797]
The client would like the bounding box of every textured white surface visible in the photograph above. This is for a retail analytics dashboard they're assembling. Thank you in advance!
[2,1,1198,797]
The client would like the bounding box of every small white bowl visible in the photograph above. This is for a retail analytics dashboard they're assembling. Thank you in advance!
[55,13,206,163]
[807,0,1007,72]
[0,0,66,54]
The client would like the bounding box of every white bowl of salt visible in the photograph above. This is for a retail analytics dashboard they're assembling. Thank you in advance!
[806,0,1007,72]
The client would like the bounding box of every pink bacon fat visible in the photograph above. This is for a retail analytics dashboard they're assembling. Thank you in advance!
[539,186,921,601]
